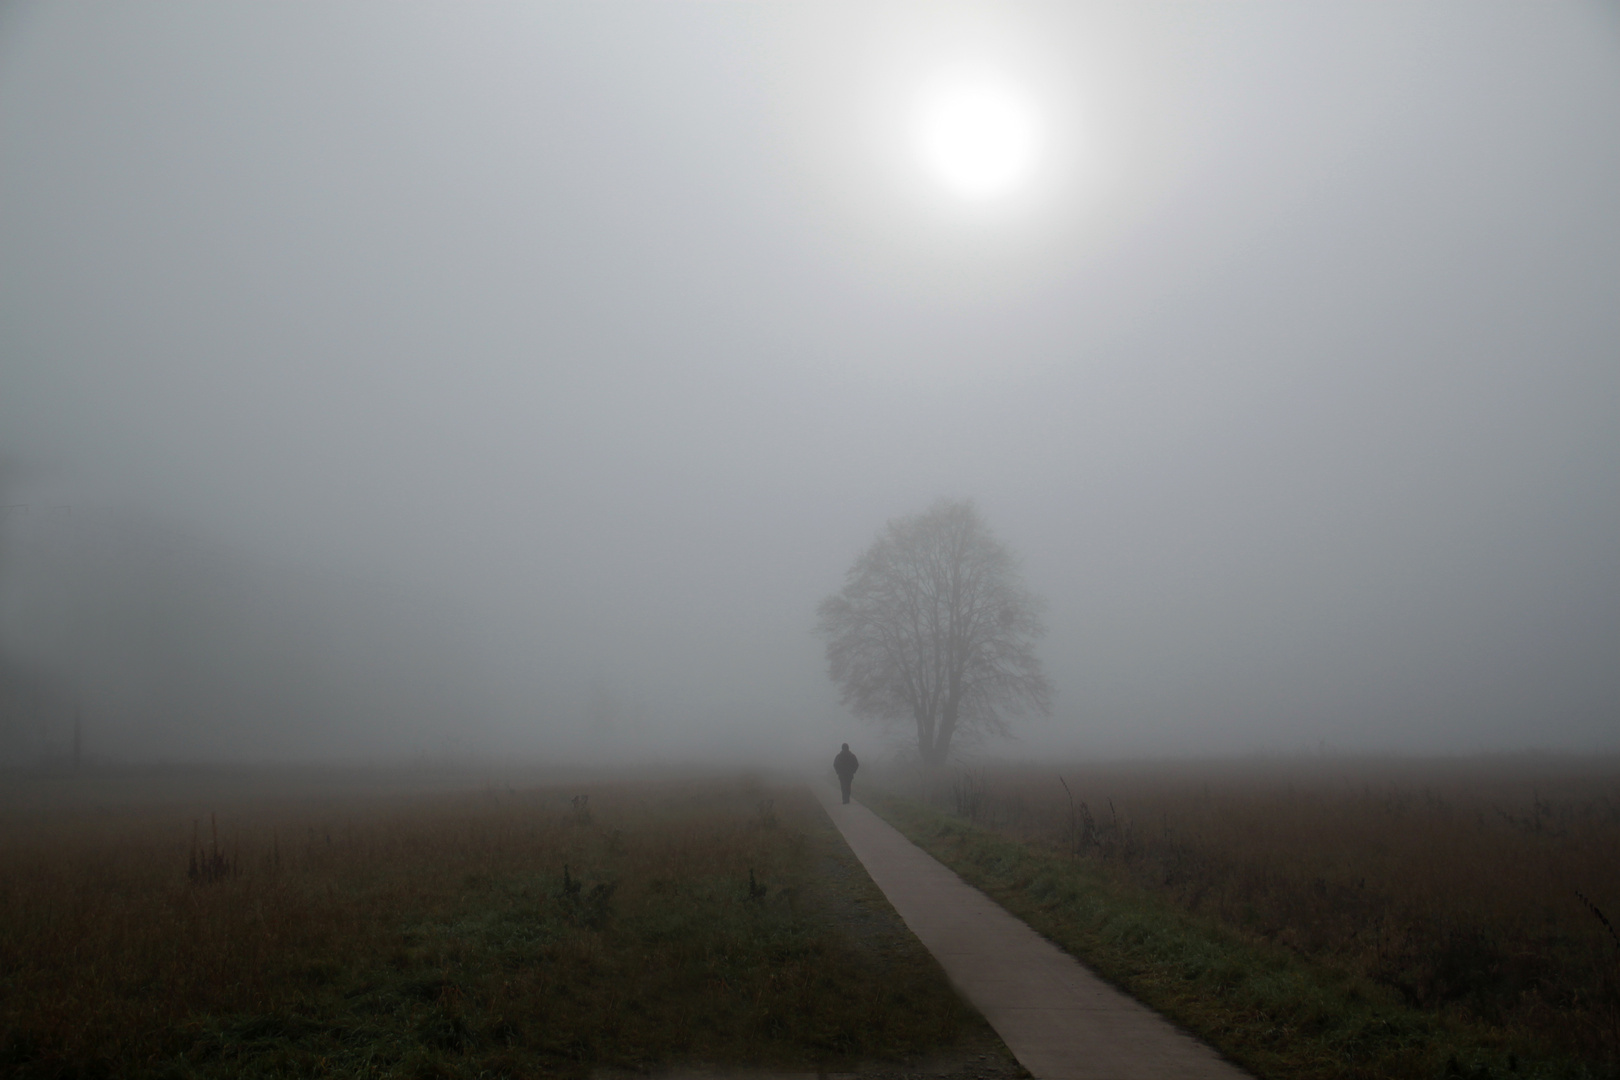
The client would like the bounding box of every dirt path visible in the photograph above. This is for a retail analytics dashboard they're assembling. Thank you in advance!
[814,784,1252,1080]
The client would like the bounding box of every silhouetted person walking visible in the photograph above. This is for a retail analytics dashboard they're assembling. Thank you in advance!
[833,743,859,804]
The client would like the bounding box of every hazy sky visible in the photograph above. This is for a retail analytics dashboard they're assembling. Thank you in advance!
[2,2,1617,763]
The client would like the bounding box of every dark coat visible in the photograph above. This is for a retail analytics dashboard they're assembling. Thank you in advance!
[833,748,859,778]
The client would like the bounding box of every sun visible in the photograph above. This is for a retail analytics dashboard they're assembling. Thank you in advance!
[914,79,1042,200]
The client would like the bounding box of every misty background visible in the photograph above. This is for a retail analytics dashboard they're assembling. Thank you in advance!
[2,2,1617,766]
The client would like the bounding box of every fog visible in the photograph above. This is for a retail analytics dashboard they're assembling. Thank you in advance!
[2,2,1617,766]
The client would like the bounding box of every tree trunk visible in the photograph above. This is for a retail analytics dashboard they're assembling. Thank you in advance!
[929,698,958,767]
[915,705,935,764]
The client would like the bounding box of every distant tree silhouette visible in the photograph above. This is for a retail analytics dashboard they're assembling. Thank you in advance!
[817,499,1050,766]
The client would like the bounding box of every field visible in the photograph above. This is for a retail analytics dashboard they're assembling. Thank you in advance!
[6,757,1614,1080]
[867,756,1620,1080]
[0,767,1020,1080]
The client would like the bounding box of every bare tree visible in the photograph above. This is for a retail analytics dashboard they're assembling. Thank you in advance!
[817,499,1051,766]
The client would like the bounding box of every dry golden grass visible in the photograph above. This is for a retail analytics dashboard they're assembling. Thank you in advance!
[0,768,1002,1079]
[881,755,1620,1072]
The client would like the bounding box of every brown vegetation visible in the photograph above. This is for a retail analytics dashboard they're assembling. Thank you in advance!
[885,755,1620,1072]
[0,769,1004,1078]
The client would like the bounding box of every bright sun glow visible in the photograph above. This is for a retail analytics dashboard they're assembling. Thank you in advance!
[915,79,1041,200]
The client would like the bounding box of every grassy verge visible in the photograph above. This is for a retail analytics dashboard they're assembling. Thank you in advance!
[866,790,1606,1080]
[0,774,1008,1079]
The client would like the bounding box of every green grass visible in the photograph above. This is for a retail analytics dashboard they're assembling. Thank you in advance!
[866,790,1610,1080]
[0,775,1008,1079]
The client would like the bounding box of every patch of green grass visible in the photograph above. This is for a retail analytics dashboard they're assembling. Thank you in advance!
[867,791,1609,1080]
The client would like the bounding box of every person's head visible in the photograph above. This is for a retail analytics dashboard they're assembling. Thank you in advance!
[841,743,849,751]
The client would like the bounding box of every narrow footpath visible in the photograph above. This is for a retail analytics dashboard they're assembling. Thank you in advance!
[814,784,1251,1080]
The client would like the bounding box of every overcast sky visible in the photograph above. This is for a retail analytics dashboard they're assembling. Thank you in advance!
[2,2,1617,764]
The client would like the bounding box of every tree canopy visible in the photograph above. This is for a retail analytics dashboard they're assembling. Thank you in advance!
[817,499,1050,766]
